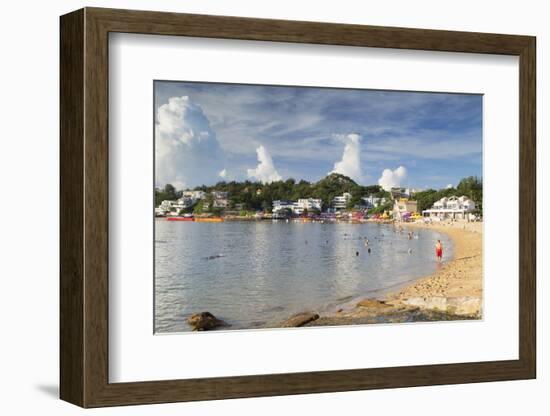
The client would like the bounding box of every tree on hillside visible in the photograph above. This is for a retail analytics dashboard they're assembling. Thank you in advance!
[156,173,481,216]
[412,189,440,212]
[457,176,483,212]
[154,183,180,206]
[369,200,393,215]
[346,185,386,209]
[412,176,483,215]
[311,173,357,208]
[193,194,214,214]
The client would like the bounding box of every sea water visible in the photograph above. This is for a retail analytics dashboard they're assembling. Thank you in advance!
[154,220,453,332]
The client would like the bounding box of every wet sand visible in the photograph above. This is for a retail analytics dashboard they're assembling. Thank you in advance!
[299,220,483,327]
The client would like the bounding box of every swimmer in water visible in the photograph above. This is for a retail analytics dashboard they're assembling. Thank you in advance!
[435,239,443,261]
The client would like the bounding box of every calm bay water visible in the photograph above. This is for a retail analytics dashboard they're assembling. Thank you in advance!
[154,220,453,333]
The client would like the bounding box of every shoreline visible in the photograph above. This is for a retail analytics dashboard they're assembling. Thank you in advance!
[292,220,483,328]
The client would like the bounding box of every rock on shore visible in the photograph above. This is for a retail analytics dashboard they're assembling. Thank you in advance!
[187,312,229,331]
[279,312,319,327]
[303,296,478,327]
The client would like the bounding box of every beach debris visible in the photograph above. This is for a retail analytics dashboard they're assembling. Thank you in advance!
[280,312,319,327]
[187,312,229,331]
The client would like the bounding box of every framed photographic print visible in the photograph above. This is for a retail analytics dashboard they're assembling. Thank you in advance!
[60,7,536,407]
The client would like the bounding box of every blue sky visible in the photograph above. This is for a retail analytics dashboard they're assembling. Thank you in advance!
[154,81,482,191]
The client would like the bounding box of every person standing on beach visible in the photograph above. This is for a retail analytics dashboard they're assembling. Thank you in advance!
[435,240,443,262]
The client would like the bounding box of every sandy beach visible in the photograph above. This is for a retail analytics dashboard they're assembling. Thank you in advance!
[391,221,482,301]
[297,220,483,327]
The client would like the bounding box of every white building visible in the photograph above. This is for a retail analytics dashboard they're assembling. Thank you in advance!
[272,200,295,217]
[206,190,229,210]
[390,187,409,200]
[182,190,206,200]
[393,198,418,221]
[158,199,186,216]
[158,200,176,213]
[157,191,205,215]
[213,198,229,208]
[211,191,228,200]
[361,195,387,209]
[332,192,352,210]
[159,199,186,214]
[157,195,199,215]
[423,196,476,220]
[272,198,322,216]
[179,196,196,208]
[293,198,322,215]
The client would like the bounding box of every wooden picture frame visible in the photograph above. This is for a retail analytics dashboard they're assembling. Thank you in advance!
[60,7,536,408]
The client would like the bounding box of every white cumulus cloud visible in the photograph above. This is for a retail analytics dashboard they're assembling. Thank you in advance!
[329,133,362,182]
[155,96,225,189]
[378,166,407,191]
[247,145,282,183]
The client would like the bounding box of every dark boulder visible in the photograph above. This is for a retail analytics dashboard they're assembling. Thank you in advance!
[187,312,229,331]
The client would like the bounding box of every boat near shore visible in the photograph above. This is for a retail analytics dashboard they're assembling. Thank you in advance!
[164,216,225,222]
[195,217,224,223]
